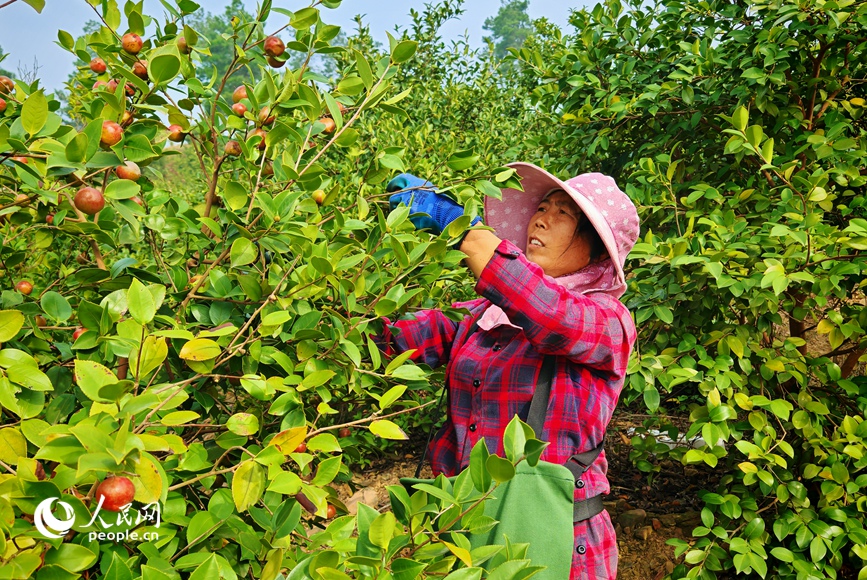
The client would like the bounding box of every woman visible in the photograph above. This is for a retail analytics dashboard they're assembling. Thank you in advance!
[377,162,639,579]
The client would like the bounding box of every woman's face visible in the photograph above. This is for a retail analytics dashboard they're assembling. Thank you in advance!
[525,190,596,278]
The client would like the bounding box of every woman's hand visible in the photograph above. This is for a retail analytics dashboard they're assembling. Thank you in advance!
[387,173,482,235]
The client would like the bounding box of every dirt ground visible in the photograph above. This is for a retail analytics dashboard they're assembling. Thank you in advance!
[335,413,718,579]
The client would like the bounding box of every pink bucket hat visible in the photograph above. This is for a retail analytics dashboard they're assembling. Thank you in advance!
[483,162,640,299]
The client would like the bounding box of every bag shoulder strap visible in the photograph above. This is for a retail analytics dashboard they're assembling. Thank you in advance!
[414,314,483,478]
[525,354,606,480]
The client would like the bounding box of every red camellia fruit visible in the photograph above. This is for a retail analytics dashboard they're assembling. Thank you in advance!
[89,57,106,74]
[338,427,351,438]
[95,476,136,512]
[176,36,192,54]
[263,35,285,57]
[0,98,6,113]
[294,442,307,453]
[321,117,336,134]
[326,504,337,519]
[232,103,247,117]
[251,128,267,150]
[35,315,47,327]
[132,60,148,80]
[124,82,136,97]
[121,33,143,55]
[258,106,275,125]
[115,161,141,181]
[232,85,247,103]
[121,110,134,126]
[224,140,241,157]
[74,186,106,215]
[72,327,86,341]
[46,214,54,225]
[130,196,144,207]
[107,78,119,92]
[0,76,14,94]
[312,190,326,206]
[266,56,284,68]
[100,120,123,147]
[92,80,108,91]
[167,124,185,142]
[15,280,33,295]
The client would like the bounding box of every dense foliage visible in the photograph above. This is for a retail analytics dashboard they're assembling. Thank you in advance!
[0,1,548,579]
[516,0,867,577]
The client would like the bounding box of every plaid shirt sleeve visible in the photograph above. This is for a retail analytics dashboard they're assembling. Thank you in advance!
[373,298,488,369]
[474,239,636,379]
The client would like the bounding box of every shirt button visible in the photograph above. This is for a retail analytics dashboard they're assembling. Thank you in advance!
[576,545,586,555]
[472,379,481,387]
[576,479,585,489]
[509,250,520,257]
[469,424,477,432]
[493,345,501,352]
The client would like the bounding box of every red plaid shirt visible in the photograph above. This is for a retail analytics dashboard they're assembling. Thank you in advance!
[377,239,636,579]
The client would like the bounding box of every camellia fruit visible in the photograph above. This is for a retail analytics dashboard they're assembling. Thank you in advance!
[263,35,285,57]
[0,97,6,113]
[251,128,267,150]
[258,107,275,125]
[294,442,307,453]
[95,476,136,512]
[121,33,143,55]
[46,214,54,225]
[89,57,106,74]
[177,36,192,54]
[15,193,29,204]
[121,110,133,126]
[232,103,247,117]
[326,504,337,519]
[100,120,123,147]
[232,85,247,103]
[312,190,326,206]
[115,161,141,181]
[224,140,241,157]
[107,79,118,92]
[130,196,144,207]
[0,75,14,94]
[92,80,108,91]
[72,327,86,340]
[321,117,336,134]
[35,315,47,327]
[132,60,148,80]
[74,186,106,215]
[15,280,33,295]
[167,125,185,142]
[266,56,284,68]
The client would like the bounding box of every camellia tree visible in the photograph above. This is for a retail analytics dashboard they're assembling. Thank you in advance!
[516,0,867,578]
[0,0,554,578]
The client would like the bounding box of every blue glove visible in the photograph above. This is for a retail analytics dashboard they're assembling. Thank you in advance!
[387,173,482,235]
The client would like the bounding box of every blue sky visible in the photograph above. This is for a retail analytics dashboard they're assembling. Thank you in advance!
[0,1,582,93]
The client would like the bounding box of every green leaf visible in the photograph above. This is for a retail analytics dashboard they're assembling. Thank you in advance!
[160,410,200,425]
[127,279,156,324]
[105,179,141,200]
[65,132,89,163]
[73,359,118,403]
[226,413,259,436]
[179,338,221,361]
[21,90,48,136]
[233,460,265,512]
[378,385,406,410]
[485,455,515,483]
[150,53,181,85]
[230,238,258,267]
[310,455,342,486]
[369,512,396,549]
[0,310,24,342]
[37,291,71,323]
[129,335,168,379]
[0,428,27,464]
[391,40,418,64]
[290,6,319,28]
[23,0,45,13]
[732,105,748,132]
[469,438,491,493]
[369,419,408,440]
[7,365,52,391]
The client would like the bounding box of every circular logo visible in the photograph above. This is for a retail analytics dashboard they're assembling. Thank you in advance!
[34,498,75,539]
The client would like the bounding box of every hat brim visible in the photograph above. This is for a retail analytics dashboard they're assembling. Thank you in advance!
[484,162,623,271]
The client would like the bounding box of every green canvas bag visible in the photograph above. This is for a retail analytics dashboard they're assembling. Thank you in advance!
[401,318,605,578]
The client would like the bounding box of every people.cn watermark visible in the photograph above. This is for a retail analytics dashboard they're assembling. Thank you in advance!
[34,496,162,542]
